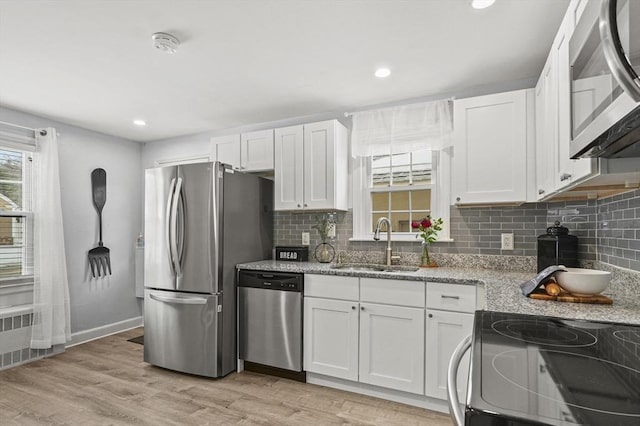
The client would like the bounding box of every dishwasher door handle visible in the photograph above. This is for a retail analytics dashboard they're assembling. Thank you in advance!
[447,335,472,426]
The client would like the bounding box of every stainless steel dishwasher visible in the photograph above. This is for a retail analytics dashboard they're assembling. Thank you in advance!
[238,270,303,372]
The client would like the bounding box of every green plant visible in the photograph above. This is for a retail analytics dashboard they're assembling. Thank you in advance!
[313,215,331,243]
[411,215,443,244]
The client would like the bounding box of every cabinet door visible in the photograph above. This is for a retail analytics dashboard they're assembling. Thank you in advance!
[555,20,574,189]
[303,121,336,210]
[535,55,557,200]
[212,134,241,169]
[304,297,359,381]
[359,303,425,394]
[552,5,596,192]
[425,310,473,401]
[241,129,274,171]
[453,90,529,204]
[274,125,304,210]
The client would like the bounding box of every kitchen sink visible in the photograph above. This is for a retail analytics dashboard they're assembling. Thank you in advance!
[329,263,419,273]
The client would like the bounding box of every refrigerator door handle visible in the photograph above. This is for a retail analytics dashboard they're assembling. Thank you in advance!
[170,177,183,281]
[149,293,207,305]
[176,178,186,271]
[165,177,177,276]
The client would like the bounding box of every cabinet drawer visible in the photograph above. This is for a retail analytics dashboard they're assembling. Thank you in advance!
[360,278,425,308]
[426,282,476,313]
[305,274,359,301]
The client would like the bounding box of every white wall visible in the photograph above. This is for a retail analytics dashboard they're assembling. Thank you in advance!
[0,107,143,336]
[141,76,537,167]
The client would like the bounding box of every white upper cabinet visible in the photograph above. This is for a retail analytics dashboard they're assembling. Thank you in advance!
[534,0,598,200]
[274,125,304,210]
[212,134,241,169]
[452,89,534,205]
[536,54,559,200]
[241,129,274,171]
[553,9,596,190]
[274,119,348,211]
[212,129,274,172]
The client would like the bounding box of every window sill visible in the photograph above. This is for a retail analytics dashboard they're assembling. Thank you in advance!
[349,236,454,243]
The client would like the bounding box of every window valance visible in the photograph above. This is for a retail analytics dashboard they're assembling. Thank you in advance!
[351,99,453,158]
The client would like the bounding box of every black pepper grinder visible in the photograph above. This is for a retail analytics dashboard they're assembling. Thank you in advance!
[536,221,579,272]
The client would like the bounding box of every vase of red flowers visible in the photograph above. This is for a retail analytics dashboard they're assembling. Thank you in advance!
[411,215,443,267]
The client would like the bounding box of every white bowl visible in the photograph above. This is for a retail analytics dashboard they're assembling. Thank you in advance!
[554,268,612,296]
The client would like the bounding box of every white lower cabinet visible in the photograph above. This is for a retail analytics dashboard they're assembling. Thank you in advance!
[304,275,426,395]
[303,275,476,406]
[424,282,476,401]
[359,303,425,394]
[304,297,359,381]
[424,309,473,401]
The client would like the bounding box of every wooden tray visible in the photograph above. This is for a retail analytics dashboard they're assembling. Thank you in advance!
[529,291,612,304]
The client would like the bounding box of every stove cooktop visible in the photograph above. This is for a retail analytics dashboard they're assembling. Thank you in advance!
[466,311,640,426]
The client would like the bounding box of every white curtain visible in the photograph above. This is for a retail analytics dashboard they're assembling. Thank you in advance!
[31,128,71,349]
[351,99,453,157]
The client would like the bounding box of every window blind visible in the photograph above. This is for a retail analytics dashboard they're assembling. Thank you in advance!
[0,121,35,285]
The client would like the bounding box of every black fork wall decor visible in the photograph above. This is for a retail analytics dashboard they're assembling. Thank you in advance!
[88,168,112,277]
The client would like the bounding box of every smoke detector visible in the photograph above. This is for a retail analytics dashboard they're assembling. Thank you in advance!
[151,32,180,54]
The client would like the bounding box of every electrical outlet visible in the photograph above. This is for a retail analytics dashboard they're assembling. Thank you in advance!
[301,232,310,245]
[501,233,514,250]
[327,223,336,238]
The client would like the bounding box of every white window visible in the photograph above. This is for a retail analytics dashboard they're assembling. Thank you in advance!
[352,148,451,241]
[371,150,433,233]
[0,145,34,286]
[350,99,453,241]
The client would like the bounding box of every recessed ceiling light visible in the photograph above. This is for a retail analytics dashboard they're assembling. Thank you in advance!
[471,0,496,9]
[375,68,391,78]
[133,119,146,126]
[151,32,180,54]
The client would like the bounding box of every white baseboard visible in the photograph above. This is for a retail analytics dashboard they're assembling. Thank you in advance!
[306,373,450,414]
[69,316,143,347]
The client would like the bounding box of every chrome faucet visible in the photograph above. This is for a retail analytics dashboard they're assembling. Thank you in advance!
[373,217,396,266]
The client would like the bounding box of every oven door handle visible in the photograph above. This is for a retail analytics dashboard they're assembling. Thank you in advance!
[447,335,472,426]
[600,0,640,101]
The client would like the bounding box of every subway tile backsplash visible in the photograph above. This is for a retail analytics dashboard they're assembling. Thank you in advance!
[274,188,640,272]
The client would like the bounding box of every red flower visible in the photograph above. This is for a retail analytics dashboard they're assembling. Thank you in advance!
[411,221,419,229]
[421,219,432,228]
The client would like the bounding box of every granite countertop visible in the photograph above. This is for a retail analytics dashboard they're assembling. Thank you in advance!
[237,260,640,325]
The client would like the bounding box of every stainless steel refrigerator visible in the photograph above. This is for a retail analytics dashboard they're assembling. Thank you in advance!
[143,161,273,378]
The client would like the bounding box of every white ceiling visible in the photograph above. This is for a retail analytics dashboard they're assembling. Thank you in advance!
[0,0,569,142]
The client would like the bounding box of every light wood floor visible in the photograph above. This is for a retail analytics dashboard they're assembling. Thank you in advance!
[0,328,452,425]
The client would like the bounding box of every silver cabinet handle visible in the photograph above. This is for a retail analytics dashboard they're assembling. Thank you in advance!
[447,335,472,426]
[150,293,207,305]
[560,173,572,181]
[600,0,640,101]
[441,295,460,300]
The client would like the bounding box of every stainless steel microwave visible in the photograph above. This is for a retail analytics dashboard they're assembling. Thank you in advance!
[569,0,640,158]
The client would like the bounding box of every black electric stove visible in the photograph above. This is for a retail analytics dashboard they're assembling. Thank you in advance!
[466,311,640,426]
